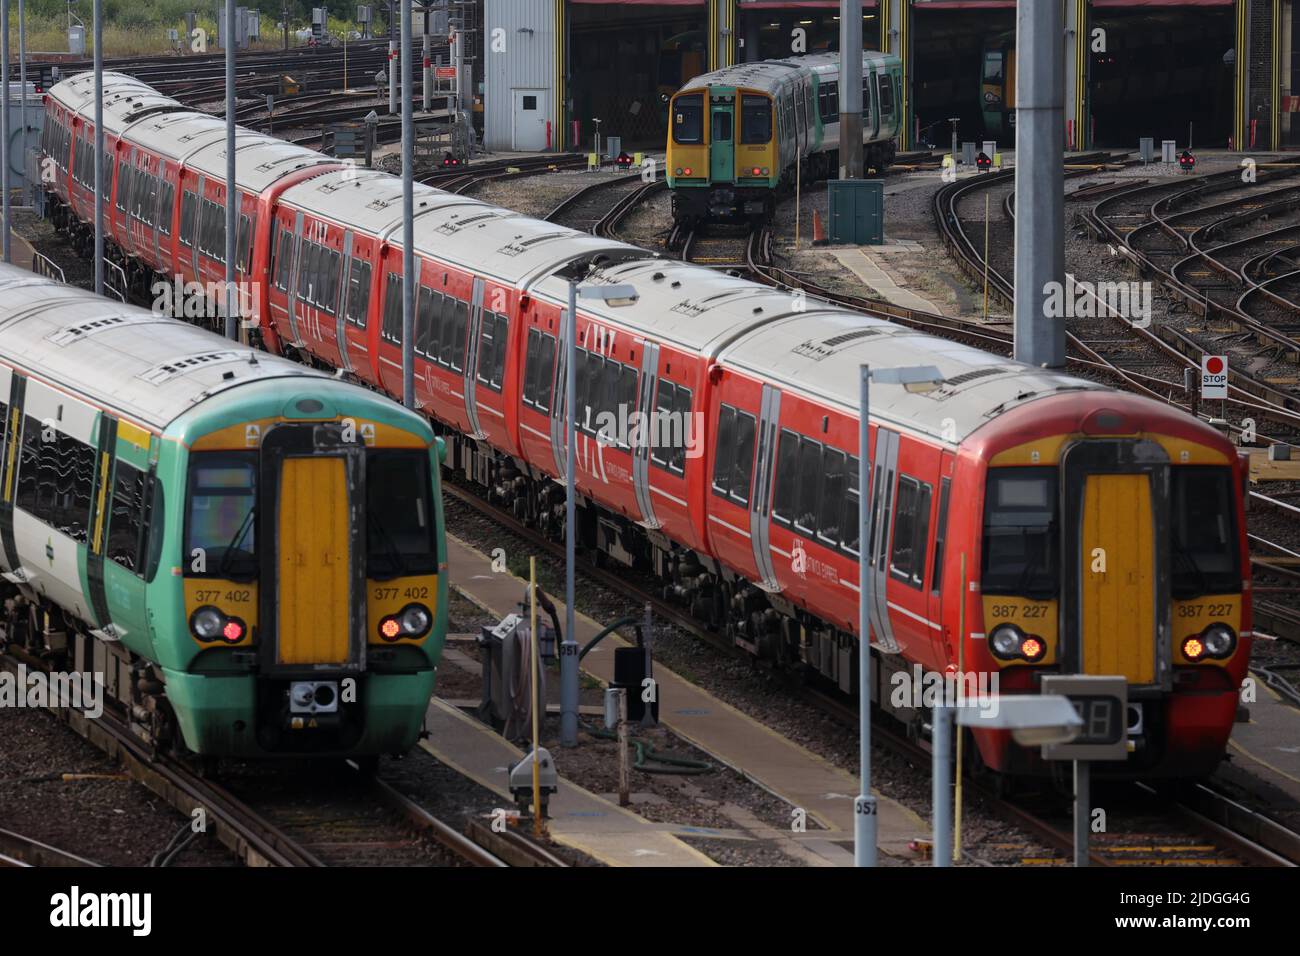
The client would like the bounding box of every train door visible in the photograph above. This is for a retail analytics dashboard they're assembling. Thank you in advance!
[260,427,366,671]
[0,371,22,577]
[710,90,736,184]
[548,307,571,479]
[462,277,487,439]
[747,384,781,592]
[632,341,660,529]
[337,230,355,371]
[84,414,118,637]
[928,475,952,659]
[285,211,305,347]
[868,427,901,652]
[1061,443,1168,689]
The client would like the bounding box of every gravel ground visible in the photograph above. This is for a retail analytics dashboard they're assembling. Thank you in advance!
[0,702,235,866]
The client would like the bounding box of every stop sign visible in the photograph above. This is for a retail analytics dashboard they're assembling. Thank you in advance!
[1201,354,1228,399]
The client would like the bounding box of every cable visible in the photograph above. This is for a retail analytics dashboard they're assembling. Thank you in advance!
[582,721,713,775]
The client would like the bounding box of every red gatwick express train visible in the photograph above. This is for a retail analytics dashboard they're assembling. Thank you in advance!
[41,72,1252,778]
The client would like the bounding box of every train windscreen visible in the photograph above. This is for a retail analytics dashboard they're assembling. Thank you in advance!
[366,450,438,579]
[673,94,704,144]
[981,467,1059,598]
[185,452,258,580]
[741,95,772,144]
[1170,467,1240,599]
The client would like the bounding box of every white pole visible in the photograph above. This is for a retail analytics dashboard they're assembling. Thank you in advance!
[561,278,578,747]
[1,0,10,263]
[400,0,413,408]
[225,0,237,338]
[93,0,103,293]
[931,704,951,866]
[855,364,877,866]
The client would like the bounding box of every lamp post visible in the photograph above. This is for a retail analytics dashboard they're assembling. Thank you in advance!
[946,695,1083,865]
[561,280,640,747]
[857,363,942,867]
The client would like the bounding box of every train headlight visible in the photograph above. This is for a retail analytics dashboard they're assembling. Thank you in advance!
[990,624,1024,660]
[1201,624,1236,659]
[399,603,432,638]
[990,623,1046,662]
[190,606,225,641]
[1182,636,1207,662]
[379,603,432,641]
[675,168,683,175]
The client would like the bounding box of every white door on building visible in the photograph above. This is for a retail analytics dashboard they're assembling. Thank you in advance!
[512,89,549,151]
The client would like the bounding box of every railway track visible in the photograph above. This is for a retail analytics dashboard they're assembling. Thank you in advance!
[0,647,535,867]
[419,154,588,194]
[0,827,103,867]
[544,172,662,234]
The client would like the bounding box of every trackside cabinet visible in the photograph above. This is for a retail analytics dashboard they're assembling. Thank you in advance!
[828,179,885,245]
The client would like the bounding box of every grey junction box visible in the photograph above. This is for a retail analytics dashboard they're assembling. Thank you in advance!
[827,179,885,245]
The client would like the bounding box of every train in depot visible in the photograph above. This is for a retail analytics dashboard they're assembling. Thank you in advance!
[666,51,902,225]
[40,72,1250,780]
[0,263,448,763]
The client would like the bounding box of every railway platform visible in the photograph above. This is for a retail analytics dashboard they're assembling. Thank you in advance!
[445,534,930,865]
[1226,659,1300,806]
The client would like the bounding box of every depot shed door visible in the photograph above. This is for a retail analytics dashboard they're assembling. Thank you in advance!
[512,89,549,151]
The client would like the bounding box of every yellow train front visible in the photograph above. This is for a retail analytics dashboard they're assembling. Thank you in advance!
[955,393,1251,779]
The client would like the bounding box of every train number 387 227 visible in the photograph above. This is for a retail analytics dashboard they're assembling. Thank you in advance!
[989,604,1051,619]
[1177,603,1234,618]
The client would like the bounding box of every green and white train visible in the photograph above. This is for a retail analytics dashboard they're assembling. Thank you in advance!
[666,51,903,224]
[0,263,447,761]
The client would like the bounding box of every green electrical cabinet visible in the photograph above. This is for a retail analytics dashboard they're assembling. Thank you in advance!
[828,179,885,245]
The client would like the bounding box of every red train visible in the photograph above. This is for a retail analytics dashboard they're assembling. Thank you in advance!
[41,72,1252,779]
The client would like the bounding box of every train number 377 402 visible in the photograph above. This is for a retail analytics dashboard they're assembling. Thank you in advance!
[373,586,430,601]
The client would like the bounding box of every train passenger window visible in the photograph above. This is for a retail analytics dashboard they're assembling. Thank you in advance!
[184,452,257,580]
[890,476,931,589]
[179,191,197,247]
[108,460,147,572]
[296,241,315,300]
[741,96,771,144]
[115,163,128,211]
[476,313,508,392]
[981,467,1058,598]
[877,75,894,118]
[794,436,821,534]
[15,416,95,543]
[435,297,466,370]
[0,400,7,462]
[839,456,860,557]
[537,333,556,411]
[366,450,437,579]
[649,379,692,475]
[273,228,293,291]
[235,215,252,274]
[819,82,839,124]
[931,478,950,594]
[381,272,403,344]
[712,405,755,506]
[771,429,799,525]
[712,110,732,144]
[818,449,847,547]
[324,249,342,313]
[157,181,174,235]
[712,405,736,498]
[415,286,437,354]
[523,330,541,406]
[1170,467,1241,598]
[672,93,703,144]
[344,259,371,327]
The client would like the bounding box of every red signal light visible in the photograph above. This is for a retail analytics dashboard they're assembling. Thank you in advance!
[1182,636,1206,661]
[682,167,692,176]
[380,616,402,640]
[1020,637,1044,661]
[222,619,245,643]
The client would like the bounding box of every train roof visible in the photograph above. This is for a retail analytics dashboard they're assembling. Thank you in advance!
[716,310,1104,444]
[681,51,898,94]
[0,263,326,431]
[48,71,185,135]
[280,168,632,288]
[184,129,339,193]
